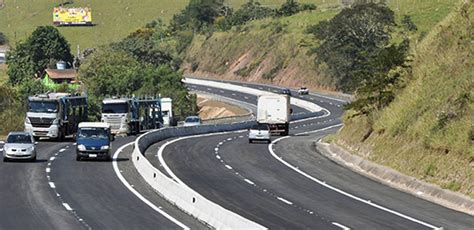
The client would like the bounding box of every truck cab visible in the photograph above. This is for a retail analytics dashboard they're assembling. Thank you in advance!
[76,122,114,161]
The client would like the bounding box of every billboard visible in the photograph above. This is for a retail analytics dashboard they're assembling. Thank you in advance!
[53,7,92,26]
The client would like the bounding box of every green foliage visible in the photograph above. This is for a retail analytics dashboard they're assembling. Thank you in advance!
[307,3,396,92]
[0,32,7,45]
[0,85,26,136]
[401,15,418,31]
[423,163,437,178]
[7,26,73,85]
[170,0,229,33]
[223,0,275,29]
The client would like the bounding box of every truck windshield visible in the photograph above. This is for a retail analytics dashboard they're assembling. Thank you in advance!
[28,101,58,113]
[102,103,128,113]
[78,128,109,140]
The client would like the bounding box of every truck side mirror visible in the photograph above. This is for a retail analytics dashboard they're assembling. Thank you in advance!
[110,135,115,141]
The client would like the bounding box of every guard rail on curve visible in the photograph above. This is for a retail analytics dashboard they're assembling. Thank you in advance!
[132,121,266,229]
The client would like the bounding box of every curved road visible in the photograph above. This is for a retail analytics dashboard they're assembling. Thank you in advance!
[1,79,472,229]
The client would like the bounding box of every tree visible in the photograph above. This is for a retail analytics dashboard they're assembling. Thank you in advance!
[226,0,274,27]
[307,3,396,92]
[277,0,300,16]
[401,15,417,31]
[170,0,228,33]
[7,26,73,85]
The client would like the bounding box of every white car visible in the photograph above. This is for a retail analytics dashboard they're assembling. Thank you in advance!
[298,87,309,95]
[183,116,202,127]
[248,123,271,144]
[3,132,37,162]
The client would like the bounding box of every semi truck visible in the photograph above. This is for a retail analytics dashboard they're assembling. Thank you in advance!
[24,92,88,141]
[101,97,162,135]
[256,94,291,136]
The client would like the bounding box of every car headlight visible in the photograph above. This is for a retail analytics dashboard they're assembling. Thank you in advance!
[25,117,31,124]
[28,146,35,152]
[77,144,86,151]
[101,145,109,150]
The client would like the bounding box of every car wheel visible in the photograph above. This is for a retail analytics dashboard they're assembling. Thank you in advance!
[76,155,81,161]
[267,140,271,144]
[31,156,36,162]
[3,157,8,162]
[248,139,252,143]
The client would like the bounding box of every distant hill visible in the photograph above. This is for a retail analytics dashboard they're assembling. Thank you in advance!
[0,0,337,50]
[337,0,473,197]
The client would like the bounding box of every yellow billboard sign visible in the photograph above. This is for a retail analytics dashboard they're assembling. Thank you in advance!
[53,7,92,26]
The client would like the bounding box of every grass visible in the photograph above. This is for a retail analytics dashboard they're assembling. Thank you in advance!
[337,0,473,198]
[0,64,7,84]
[0,0,337,50]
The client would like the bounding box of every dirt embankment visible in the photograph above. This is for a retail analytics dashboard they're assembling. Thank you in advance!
[197,96,248,120]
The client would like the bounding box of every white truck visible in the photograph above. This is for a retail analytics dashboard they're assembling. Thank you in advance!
[24,92,88,141]
[160,98,173,127]
[101,97,162,135]
[256,94,291,136]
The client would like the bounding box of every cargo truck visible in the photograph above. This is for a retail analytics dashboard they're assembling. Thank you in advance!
[256,94,291,136]
[24,92,88,141]
[101,97,162,135]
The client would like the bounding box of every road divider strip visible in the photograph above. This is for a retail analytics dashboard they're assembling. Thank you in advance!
[112,143,190,230]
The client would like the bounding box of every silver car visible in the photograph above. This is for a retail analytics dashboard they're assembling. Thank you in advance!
[183,116,202,127]
[248,123,271,144]
[3,132,37,162]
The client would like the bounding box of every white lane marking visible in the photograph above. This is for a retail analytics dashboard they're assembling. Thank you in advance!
[62,203,73,211]
[244,96,249,99]
[49,182,56,188]
[112,143,190,230]
[277,197,293,205]
[207,88,212,91]
[332,222,350,230]
[49,157,55,161]
[0,148,3,152]
[268,125,440,230]
[232,93,236,96]
[225,165,233,170]
[46,168,51,173]
[158,130,247,186]
[59,148,66,152]
[244,179,255,185]
[216,155,221,160]
[220,90,225,93]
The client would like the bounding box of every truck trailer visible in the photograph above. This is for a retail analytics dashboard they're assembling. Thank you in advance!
[24,92,88,141]
[101,97,162,135]
[256,94,291,136]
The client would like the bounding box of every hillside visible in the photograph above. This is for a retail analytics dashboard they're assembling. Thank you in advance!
[336,0,473,197]
[183,0,459,92]
[0,0,334,50]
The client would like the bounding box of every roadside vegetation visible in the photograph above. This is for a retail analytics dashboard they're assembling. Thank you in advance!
[336,1,473,197]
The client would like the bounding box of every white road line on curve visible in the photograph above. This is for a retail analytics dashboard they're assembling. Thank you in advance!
[268,125,440,230]
[62,203,73,211]
[225,165,233,170]
[332,222,350,230]
[244,179,255,185]
[277,197,293,205]
[49,157,55,161]
[112,142,190,230]
[59,148,66,152]
[46,168,51,173]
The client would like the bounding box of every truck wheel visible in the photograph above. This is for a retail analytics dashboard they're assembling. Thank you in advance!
[248,139,252,143]
[34,136,40,141]
[76,155,81,161]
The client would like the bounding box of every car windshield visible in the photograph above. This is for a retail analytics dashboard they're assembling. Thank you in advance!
[28,101,58,113]
[185,117,200,123]
[102,103,128,113]
[7,134,33,144]
[251,123,269,130]
[78,128,109,140]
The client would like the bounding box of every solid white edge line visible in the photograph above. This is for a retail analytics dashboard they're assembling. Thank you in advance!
[268,125,440,230]
[332,222,350,230]
[62,203,73,211]
[112,142,190,230]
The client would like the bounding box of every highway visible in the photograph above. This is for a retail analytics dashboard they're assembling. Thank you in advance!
[0,79,472,229]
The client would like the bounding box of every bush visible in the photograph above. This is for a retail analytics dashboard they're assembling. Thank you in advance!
[0,32,7,45]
